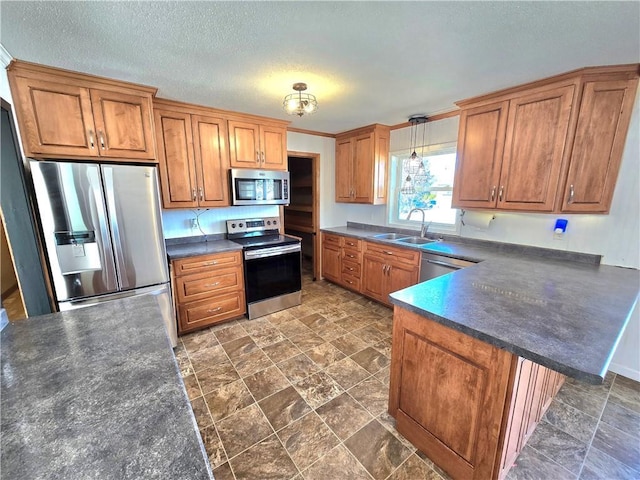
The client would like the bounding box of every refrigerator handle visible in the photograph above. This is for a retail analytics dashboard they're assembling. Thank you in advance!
[103,166,128,289]
[88,166,118,291]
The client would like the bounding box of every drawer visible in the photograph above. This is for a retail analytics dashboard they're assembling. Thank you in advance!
[364,241,420,265]
[175,266,243,303]
[323,233,341,247]
[341,248,361,263]
[341,272,361,291]
[173,251,242,276]
[341,237,361,251]
[177,291,246,334]
[342,259,361,278]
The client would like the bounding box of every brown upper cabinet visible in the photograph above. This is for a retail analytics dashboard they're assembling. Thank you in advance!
[7,60,156,161]
[335,124,390,204]
[453,64,639,214]
[154,99,230,209]
[228,118,288,170]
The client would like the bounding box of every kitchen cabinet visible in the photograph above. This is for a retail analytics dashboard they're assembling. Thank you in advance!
[322,234,341,283]
[362,241,419,307]
[453,84,575,212]
[228,118,288,170]
[389,306,565,480]
[7,60,156,161]
[321,233,363,292]
[559,76,639,213]
[335,124,390,204]
[172,251,246,334]
[154,99,230,209]
[453,64,639,214]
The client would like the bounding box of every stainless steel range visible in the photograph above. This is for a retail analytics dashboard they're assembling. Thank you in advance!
[227,217,302,319]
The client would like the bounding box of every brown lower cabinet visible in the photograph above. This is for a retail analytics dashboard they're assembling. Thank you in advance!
[389,306,565,480]
[172,251,246,334]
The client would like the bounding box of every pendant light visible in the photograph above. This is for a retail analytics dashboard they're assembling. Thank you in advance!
[401,115,428,194]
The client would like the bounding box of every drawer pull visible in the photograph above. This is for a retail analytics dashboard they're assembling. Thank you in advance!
[347,267,354,271]
[347,241,355,246]
[346,254,355,258]
[383,250,394,255]
[203,261,218,266]
[207,307,222,314]
[346,280,353,284]
[204,282,220,288]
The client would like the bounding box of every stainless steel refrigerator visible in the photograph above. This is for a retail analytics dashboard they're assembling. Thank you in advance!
[30,160,177,347]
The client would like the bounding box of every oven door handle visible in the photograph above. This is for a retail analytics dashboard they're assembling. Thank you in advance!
[244,244,301,260]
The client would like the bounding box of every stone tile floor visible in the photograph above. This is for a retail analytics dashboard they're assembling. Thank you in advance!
[175,273,640,480]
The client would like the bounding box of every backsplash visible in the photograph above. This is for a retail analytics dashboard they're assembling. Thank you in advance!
[161,205,279,239]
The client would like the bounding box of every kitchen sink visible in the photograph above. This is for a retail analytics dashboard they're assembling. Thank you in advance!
[373,233,410,240]
[394,236,435,245]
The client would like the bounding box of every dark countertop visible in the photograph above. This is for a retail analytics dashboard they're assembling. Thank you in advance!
[322,225,639,384]
[166,238,242,260]
[1,295,213,480]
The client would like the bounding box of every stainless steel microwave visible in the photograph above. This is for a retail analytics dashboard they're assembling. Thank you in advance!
[230,168,290,206]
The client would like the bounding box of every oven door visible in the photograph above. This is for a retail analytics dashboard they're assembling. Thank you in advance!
[244,244,301,304]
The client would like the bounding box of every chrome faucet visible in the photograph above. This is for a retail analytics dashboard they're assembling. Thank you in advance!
[408,208,431,237]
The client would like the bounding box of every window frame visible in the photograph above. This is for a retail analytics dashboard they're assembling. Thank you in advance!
[387,141,461,234]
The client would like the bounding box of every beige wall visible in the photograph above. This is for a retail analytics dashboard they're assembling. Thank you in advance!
[0,218,18,296]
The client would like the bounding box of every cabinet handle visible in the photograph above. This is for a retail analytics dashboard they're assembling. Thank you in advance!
[347,267,354,271]
[346,280,354,285]
[199,187,204,201]
[346,254,355,258]
[347,241,355,246]
[568,184,575,204]
[490,186,496,202]
[192,188,197,201]
[261,151,266,163]
[204,282,220,288]
[98,130,106,150]
[88,130,95,149]
[203,261,218,266]
[207,307,222,314]
[256,151,260,163]
[383,250,394,256]
[498,186,504,202]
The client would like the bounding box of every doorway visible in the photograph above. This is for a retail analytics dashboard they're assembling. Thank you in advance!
[0,215,25,320]
[283,152,320,280]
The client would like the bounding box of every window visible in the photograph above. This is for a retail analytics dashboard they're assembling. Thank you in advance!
[388,141,458,232]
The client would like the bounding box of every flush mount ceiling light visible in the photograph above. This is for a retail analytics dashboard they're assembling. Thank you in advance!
[283,83,318,117]
[401,115,429,195]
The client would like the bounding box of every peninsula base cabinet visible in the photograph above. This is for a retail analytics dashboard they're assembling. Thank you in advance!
[389,306,565,480]
[172,251,246,334]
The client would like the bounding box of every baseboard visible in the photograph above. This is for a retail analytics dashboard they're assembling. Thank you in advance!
[609,362,640,382]
[1,283,19,300]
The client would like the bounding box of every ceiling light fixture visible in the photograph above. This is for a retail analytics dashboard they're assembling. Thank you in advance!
[283,83,318,117]
[401,115,429,195]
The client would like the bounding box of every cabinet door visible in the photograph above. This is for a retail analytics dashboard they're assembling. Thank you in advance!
[10,76,98,157]
[387,262,419,304]
[561,78,638,213]
[260,124,287,170]
[90,89,155,160]
[353,133,374,203]
[154,109,198,208]
[192,114,230,207]
[228,120,261,168]
[452,101,508,209]
[322,243,341,283]
[498,86,574,211]
[335,137,353,202]
[361,254,386,303]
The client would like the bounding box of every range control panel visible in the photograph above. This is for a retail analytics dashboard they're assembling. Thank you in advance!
[226,217,279,235]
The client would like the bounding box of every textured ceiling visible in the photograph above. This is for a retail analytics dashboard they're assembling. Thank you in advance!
[1,1,639,134]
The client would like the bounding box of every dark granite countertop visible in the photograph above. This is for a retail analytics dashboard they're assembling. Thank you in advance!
[322,225,639,384]
[1,295,213,479]
[166,236,242,260]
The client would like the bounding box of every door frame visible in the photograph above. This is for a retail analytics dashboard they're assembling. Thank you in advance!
[285,150,320,281]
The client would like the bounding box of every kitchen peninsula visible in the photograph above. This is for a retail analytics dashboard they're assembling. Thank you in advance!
[0,295,212,479]
[321,224,639,479]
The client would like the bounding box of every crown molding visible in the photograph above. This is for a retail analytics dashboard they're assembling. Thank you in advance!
[0,44,13,68]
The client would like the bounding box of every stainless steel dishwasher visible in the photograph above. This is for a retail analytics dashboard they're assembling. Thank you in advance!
[420,252,477,282]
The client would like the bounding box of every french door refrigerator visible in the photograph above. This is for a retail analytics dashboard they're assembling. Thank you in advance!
[30,160,177,347]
